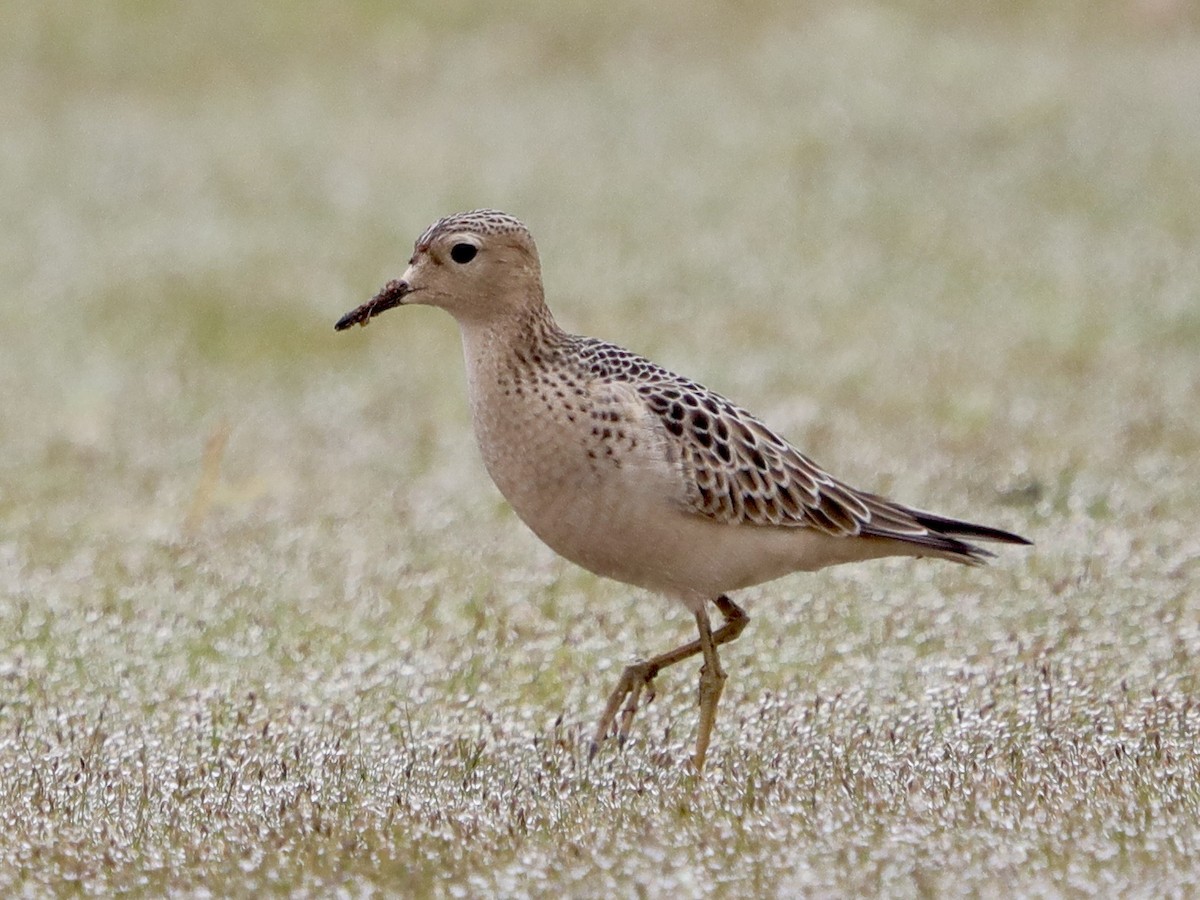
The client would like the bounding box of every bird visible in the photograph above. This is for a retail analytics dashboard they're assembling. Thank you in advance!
[335,209,1031,772]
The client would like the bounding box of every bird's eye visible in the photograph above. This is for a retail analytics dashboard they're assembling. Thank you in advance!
[450,243,478,264]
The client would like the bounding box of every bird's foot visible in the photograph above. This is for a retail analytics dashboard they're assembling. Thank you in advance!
[589,659,658,761]
[617,662,658,744]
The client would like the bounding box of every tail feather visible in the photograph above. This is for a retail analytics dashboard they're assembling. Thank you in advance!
[904,508,1032,546]
[859,500,1031,566]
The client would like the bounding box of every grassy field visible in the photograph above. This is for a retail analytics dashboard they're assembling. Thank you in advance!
[2,1,1199,895]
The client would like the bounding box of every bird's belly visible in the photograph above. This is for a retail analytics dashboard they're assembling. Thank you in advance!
[521,491,836,600]
[470,393,698,588]
[467,372,894,601]
[478,422,831,599]
[516,476,695,590]
[482,432,672,579]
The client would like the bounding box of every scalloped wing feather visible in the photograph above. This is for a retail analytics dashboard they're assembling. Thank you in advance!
[568,337,1022,563]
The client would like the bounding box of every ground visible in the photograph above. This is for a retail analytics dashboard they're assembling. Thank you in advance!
[2,1,1199,895]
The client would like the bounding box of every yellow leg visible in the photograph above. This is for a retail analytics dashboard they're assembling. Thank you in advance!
[590,595,748,762]
[691,604,726,773]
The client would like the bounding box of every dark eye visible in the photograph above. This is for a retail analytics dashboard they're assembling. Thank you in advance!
[450,243,478,264]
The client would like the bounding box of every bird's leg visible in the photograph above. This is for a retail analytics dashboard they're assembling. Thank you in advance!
[692,604,726,773]
[590,595,749,760]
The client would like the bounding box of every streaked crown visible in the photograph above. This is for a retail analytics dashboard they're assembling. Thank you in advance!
[414,209,531,251]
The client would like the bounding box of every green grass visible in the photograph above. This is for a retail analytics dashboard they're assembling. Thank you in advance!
[2,1,1199,895]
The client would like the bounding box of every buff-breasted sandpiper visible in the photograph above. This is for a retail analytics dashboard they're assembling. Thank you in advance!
[336,209,1030,772]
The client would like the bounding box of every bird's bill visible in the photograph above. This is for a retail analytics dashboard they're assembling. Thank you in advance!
[334,279,411,331]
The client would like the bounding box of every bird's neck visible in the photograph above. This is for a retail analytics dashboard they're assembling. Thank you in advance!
[457,299,574,481]
[459,297,566,368]
[458,298,569,402]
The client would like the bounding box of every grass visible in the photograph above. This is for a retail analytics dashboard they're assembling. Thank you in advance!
[2,1,1199,895]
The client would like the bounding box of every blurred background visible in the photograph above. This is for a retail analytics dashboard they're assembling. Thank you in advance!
[3,1,1197,549]
[2,1,1199,893]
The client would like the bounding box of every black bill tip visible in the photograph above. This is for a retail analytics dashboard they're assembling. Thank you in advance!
[334,279,410,331]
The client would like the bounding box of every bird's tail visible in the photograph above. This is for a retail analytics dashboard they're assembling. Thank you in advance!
[905,508,1032,547]
[860,499,1031,566]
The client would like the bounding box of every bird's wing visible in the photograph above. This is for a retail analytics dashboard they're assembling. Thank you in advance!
[635,379,934,537]
[569,336,922,537]
[570,336,1025,560]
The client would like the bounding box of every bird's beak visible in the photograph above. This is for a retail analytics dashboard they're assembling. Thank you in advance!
[334,279,412,331]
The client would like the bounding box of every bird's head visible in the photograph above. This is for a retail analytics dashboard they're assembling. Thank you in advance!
[335,209,543,331]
